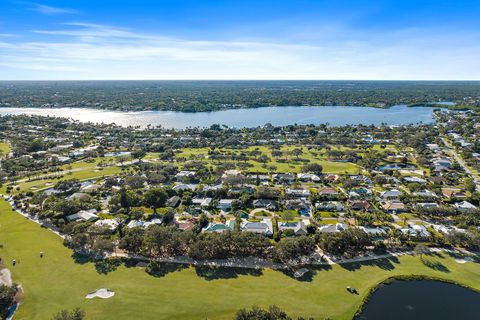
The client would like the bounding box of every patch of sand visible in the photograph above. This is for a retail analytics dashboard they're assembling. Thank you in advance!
[85,288,115,299]
[455,257,474,264]
[0,268,12,286]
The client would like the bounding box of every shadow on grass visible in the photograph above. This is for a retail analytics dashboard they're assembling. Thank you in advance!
[72,253,124,275]
[339,255,400,272]
[94,258,123,274]
[194,265,263,280]
[423,251,444,259]
[444,251,480,263]
[145,261,189,278]
[421,258,450,273]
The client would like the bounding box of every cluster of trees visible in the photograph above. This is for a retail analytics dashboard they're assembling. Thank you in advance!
[51,308,85,320]
[317,229,372,257]
[0,284,17,319]
[63,217,380,262]
[117,226,316,262]
[2,81,479,112]
[235,305,314,320]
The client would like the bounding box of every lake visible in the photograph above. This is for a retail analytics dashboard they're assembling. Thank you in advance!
[0,105,434,129]
[356,280,480,320]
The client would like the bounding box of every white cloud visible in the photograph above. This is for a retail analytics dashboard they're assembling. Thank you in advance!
[27,2,79,15]
[0,22,479,80]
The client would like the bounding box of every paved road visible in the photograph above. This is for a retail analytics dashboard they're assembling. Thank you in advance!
[441,137,480,192]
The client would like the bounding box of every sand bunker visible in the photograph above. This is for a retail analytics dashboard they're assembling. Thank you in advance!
[85,288,115,299]
[455,257,474,264]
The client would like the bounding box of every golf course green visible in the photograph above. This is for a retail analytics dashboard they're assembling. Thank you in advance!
[1,199,479,319]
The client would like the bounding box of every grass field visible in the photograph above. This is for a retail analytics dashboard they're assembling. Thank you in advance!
[175,146,359,174]
[1,199,479,320]
[0,141,10,158]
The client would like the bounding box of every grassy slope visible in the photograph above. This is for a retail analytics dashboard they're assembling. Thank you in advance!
[1,199,480,320]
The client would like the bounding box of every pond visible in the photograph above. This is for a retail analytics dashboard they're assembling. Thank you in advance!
[0,105,434,129]
[356,280,480,320]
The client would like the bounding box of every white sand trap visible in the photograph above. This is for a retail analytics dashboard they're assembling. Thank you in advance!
[85,288,115,299]
[455,257,474,264]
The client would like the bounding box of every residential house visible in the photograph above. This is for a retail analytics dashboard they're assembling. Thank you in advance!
[453,201,477,212]
[217,199,236,211]
[318,187,340,198]
[297,173,321,182]
[253,199,277,210]
[166,196,181,208]
[318,223,348,233]
[175,170,196,181]
[240,220,274,236]
[442,187,467,199]
[285,188,310,198]
[380,189,402,201]
[381,201,405,214]
[278,221,308,236]
[66,209,99,222]
[94,219,119,231]
[315,201,344,212]
[403,176,427,184]
[350,200,373,212]
[284,198,311,215]
[273,173,295,184]
[203,221,234,233]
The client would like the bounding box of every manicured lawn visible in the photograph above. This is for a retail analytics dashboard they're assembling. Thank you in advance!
[0,141,10,157]
[175,146,359,174]
[1,199,479,320]
[5,166,122,194]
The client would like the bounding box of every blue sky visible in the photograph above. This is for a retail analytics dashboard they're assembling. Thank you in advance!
[1,0,479,80]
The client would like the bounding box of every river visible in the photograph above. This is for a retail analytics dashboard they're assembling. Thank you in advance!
[0,105,434,129]
[356,280,480,320]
